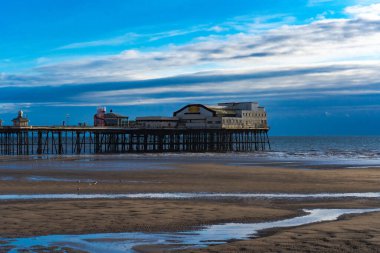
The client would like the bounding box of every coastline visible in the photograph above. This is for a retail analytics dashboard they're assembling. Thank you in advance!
[1,156,380,252]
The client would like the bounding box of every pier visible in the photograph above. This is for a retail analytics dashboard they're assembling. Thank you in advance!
[0,127,270,155]
[0,102,271,155]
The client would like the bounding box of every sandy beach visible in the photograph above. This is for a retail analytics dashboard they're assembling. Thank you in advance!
[1,157,380,252]
[178,211,380,253]
[0,199,299,238]
[1,161,380,194]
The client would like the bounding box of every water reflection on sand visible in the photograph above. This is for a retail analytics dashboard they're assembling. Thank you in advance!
[2,192,380,201]
[2,208,379,253]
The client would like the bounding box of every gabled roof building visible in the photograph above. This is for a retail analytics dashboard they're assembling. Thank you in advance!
[12,110,29,127]
[94,107,129,127]
[173,102,268,129]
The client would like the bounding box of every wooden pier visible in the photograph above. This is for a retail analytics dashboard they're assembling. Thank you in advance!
[0,127,270,155]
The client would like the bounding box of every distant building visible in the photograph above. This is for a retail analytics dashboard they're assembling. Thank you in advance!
[173,102,268,129]
[94,107,129,127]
[94,107,106,127]
[93,102,267,129]
[12,110,29,127]
[0,119,3,127]
[136,116,178,129]
[104,110,129,127]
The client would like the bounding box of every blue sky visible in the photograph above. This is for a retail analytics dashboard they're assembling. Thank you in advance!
[1,0,380,135]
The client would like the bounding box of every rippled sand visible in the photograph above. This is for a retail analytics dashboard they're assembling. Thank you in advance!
[1,157,380,252]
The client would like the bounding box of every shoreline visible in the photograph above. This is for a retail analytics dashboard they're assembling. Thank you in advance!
[1,158,380,252]
[0,152,379,169]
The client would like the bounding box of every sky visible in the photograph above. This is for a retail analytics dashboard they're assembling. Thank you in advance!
[1,0,380,135]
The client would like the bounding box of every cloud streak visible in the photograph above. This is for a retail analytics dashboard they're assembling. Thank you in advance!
[2,2,380,113]
[57,24,224,50]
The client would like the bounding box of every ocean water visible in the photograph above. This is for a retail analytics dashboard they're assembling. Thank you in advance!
[0,136,378,170]
[251,136,380,167]
[137,136,380,166]
[270,136,380,159]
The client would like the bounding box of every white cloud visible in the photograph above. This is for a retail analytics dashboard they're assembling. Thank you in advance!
[0,103,33,113]
[58,33,139,49]
[345,3,380,20]
[355,0,380,5]
[2,2,380,107]
[18,14,379,88]
[49,94,251,107]
[58,25,218,50]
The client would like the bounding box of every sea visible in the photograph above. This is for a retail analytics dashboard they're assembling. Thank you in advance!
[139,135,380,168]
[245,135,380,168]
[270,136,380,159]
[0,136,379,170]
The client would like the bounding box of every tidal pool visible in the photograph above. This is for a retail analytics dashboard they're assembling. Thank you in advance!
[2,208,380,253]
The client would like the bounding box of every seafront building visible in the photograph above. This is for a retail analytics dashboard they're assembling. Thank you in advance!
[173,102,268,129]
[94,102,268,130]
[94,107,129,127]
[12,110,29,127]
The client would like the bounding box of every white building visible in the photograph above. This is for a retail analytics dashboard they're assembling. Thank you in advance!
[173,102,268,129]
[12,110,29,127]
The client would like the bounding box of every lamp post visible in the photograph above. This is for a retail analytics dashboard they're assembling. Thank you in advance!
[66,114,70,126]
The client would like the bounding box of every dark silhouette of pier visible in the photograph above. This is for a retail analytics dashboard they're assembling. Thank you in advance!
[0,127,270,155]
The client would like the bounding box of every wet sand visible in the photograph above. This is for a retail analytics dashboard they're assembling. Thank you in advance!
[1,163,380,194]
[1,159,380,252]
[0,199,298,238]
[180,211,380,253]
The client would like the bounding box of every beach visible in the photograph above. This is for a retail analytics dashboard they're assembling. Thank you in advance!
[2,160,380,194]
[0,153,380,252]
[180,211,380,253]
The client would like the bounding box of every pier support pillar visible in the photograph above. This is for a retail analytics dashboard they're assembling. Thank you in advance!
[37,131,43,155]
[76,132,81,154]
[58,132,63,155]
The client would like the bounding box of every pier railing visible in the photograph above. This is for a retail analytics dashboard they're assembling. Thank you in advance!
[0,127,270,155]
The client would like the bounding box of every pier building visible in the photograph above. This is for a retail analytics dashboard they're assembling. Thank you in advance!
[12,110,29,127]
[94,107,129,127]
[174,102,267,129]
[135,117,178,129]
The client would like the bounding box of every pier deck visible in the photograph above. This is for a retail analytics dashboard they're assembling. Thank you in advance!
[0,127,270,155]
